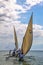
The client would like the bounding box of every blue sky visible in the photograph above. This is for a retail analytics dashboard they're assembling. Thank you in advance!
[0,0,43,50]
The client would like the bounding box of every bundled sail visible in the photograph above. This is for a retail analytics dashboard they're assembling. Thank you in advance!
[21,13,33,55]
[14,27,18,49]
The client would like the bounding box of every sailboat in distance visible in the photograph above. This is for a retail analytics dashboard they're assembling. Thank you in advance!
[21,13,33,55]
[13,26,18,50]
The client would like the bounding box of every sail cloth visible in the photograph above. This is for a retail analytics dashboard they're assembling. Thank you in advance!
[14,27,18,49]
[21,13,33,55]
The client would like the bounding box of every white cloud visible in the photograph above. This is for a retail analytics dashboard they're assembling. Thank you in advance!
[0,0,43,50]
[26,0,43,6]
[33,24,43,30]
[0,21,43,49]
[33,24,43,37]
[33,24,43,45]
[0,21,27,49]
[0,0,43,19]
[0,21,43,41]
[26,0,43,4]
[0,0,43,24]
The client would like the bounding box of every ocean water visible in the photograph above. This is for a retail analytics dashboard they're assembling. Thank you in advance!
[0,51,43,65]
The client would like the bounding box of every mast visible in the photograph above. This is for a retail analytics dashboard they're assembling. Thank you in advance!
[21,13,33,55]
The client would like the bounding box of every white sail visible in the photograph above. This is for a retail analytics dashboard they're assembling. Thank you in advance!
[21,13,33,55]
[13,26,18,49]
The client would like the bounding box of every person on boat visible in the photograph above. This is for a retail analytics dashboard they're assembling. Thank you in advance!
[9,48,24,60]
[16,49,24,60]
[8,48,24,61]
[12,48,16,56]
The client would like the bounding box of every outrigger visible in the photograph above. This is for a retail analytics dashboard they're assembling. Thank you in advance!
[5,13,33,61]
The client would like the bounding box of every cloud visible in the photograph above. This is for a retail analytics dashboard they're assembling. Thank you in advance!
[0,0,43,50]
[33,24,43,45]
[0,21,43,49]
[33,24,43,37]
[0,21,43,40]
[0,1,5,8]
[25,0,43,6]
[0,0,43,24]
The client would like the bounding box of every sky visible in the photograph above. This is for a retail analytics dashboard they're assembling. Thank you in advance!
[0,0,43,50]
